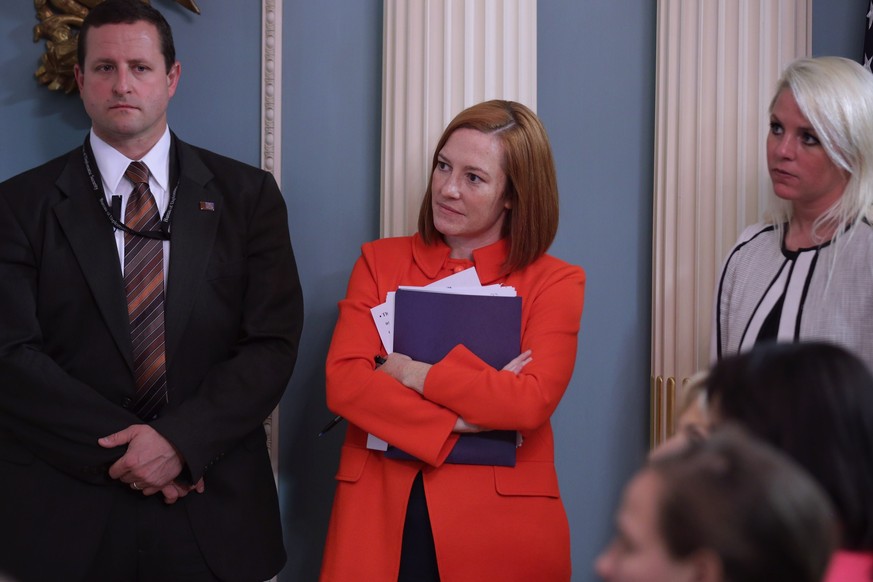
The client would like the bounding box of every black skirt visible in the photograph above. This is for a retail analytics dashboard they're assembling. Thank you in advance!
[398,472,440,581]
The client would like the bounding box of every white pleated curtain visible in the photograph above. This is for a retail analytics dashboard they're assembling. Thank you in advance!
[381,0,538,238]
[650,0,810,446]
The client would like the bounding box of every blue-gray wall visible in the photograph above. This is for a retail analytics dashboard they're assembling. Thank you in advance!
[539,2,655,576]
[0,1,262,177]
[0,1,865,581]
[813,0,867,58]
[277,2,384,578]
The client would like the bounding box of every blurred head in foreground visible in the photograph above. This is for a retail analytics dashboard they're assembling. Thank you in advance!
[596,425,836,582]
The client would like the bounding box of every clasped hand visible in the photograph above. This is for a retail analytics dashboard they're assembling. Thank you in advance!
[99,424,204,504]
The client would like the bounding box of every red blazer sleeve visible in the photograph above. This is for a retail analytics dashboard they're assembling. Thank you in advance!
[326,243,459,466]
[424,260,585,432]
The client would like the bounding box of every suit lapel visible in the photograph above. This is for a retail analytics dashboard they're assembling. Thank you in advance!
[52,150,134,370]
[164,140,221,364]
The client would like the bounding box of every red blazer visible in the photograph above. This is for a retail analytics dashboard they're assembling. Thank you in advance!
[320,235,585,581]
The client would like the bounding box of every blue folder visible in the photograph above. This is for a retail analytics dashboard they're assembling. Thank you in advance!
[385,288,522,467]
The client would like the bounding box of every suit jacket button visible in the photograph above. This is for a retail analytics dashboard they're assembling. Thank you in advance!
[122,397,133,408]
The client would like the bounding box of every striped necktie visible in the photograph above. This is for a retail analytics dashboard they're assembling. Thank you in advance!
[123,161,168,420]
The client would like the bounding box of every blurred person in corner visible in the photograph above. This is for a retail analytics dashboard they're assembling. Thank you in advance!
[596,425,836,582]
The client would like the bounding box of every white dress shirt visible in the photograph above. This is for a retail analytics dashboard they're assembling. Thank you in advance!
[89,127,171,282]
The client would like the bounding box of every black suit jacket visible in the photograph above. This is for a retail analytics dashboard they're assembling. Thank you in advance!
[0,136,303,582]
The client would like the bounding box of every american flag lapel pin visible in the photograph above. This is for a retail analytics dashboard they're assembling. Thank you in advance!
[199,201,216,212]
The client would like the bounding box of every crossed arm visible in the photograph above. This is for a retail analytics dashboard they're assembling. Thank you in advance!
[378,349,533,433]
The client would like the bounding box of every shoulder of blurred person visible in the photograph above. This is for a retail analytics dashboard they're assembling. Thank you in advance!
[823,550,873,582]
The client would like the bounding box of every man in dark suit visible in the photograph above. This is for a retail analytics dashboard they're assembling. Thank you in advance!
[0,1,303,580]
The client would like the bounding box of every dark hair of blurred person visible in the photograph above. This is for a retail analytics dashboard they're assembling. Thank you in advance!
[707,341,873,580]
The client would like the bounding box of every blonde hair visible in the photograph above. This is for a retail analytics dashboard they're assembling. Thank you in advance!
[678,371,708,421]
[767,57,873,244]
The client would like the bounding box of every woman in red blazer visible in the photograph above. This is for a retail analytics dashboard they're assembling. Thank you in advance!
[320,100,585,582]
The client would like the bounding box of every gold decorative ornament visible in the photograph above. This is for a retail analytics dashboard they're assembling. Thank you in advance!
[32,0,201,93]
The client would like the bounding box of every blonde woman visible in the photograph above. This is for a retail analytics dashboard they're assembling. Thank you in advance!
[714,57,873,370]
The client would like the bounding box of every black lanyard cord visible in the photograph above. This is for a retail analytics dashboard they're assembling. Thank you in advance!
[82,135,178,241]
